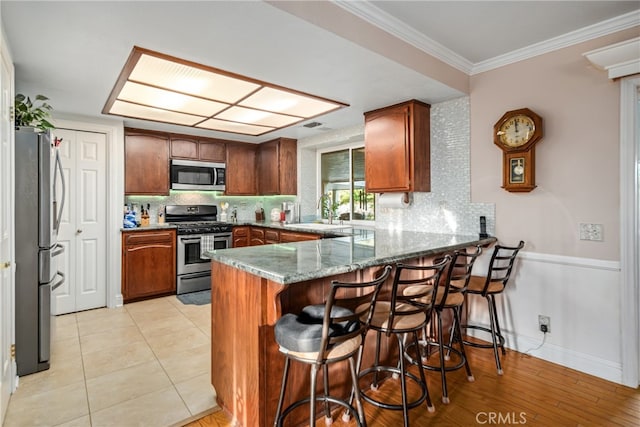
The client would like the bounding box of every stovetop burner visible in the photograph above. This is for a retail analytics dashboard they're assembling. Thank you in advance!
[165,205,232,235]
[174,222,232,235]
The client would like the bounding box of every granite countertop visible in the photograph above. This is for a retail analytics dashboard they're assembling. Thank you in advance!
[120,224,177,232]
[205,229,496,284]
[230,220,357,237]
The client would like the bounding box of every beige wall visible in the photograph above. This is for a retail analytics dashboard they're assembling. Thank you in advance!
[470,27,639,261]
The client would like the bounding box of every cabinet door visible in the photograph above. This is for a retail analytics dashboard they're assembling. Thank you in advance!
[257,138,297,195]
[265,229,280,244]
[280,231,321,243]
[171,137,198,159]
[258,140,279,195]
[250,227,265,246]
[125,131,170,195]
[199,141,226,162]
[364,104,411,192]
[122,230,176,302]
[226,144,257,195]
[232,226,250,247]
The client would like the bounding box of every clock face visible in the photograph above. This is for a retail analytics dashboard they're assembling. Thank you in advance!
[497,114,536,148]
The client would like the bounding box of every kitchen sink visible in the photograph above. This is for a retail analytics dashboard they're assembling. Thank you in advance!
[283,223,352,231]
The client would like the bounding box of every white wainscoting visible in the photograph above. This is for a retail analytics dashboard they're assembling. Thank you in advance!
[466,250,622,384]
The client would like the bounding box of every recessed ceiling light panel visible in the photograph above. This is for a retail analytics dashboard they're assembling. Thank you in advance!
[119,81,229,116]
[215,106,302,128]
[110,100,203,126]
[240,87,341,117]
[103,46,349,136]
[196,118,275,136]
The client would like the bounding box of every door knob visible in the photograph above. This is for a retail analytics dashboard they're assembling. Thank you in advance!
[1,261,10,269]
[76,229,83,234]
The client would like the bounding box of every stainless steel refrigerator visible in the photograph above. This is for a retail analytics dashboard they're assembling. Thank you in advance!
[15,126,66,376]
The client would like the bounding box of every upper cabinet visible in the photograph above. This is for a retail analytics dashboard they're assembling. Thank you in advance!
[125,128,170,195]
[124,129,297,196]
[364,100,431,193]
[170,135,226,162]
[226,143,257,195]
[258,138,297,195]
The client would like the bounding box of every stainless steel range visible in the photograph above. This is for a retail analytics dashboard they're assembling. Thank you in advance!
[165,205,232,294]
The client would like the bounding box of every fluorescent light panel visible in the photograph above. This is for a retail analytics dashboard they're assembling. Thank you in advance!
[104,47,348,136]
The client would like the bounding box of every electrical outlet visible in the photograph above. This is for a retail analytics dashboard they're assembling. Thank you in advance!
[538,315,551,333]
[579,223,603,241]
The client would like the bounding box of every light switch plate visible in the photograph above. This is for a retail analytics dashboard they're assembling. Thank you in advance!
[579,223,603,241]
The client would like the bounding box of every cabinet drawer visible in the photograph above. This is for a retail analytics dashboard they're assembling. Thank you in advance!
[124,230,175,245]
[250,228,265,239]
[280,231,321,243]
[265,230,280,243]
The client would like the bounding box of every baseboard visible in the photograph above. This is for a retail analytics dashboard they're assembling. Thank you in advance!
[467,326,623,384]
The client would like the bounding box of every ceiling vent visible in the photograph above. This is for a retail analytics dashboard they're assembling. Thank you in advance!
[303,121,323,128]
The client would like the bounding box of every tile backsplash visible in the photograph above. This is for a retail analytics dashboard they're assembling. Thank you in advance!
[124,192,296,225]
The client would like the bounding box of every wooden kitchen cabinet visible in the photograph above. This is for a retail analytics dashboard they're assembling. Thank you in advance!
[279,230,321,243]
[232,226,250,247]
[226,143,257,195]
[265,229,280,244]
[364,99,431,193]
[257,137,297,195]
[125,129,170,195]
[121,229,176,302]
[250,227,265,246]
[170,135,226,162]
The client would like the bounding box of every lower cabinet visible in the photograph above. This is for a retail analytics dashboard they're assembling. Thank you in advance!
[279,230,321,243]
[233,226,321,246]
[232,226,250,247]
[122,229,176,302]
[250,228,265,246]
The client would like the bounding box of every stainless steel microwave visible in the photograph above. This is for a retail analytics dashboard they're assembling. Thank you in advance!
[170,159,226,191]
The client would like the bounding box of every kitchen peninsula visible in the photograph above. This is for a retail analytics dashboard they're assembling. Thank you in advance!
[205,229,496,427]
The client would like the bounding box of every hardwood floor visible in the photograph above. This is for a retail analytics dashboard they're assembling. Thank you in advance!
[187,344,640,426]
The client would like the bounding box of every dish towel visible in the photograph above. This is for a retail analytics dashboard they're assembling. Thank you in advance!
[200,235,216,258]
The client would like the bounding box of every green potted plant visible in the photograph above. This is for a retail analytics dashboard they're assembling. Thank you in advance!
[14,93,55,131]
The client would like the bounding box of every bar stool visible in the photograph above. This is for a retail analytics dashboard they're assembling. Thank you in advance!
[461,241,525,375]
[403,246,482,404]
[358,257,450,427]
[273,265,392,427]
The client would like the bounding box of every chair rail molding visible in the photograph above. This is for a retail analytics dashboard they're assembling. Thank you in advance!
[583,37,640,79]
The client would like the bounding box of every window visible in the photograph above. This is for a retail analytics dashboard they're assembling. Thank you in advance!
[319,146,375,221]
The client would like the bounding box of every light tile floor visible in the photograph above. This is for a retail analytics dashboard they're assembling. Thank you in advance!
[4,296,217,427]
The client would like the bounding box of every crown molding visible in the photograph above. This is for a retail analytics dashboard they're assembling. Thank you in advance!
[333,1,639,77]
[332,0,474,74]
[472,10,640,74]
[583,36,640,79]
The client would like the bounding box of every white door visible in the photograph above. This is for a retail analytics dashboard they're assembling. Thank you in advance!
[0,39,15,423]
[52,129,107,315]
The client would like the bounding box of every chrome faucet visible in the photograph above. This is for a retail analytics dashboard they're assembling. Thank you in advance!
[317,194,334,224]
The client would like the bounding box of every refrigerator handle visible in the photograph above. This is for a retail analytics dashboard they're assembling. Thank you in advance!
[51,243,65,258]
[54,150,66,233]
[52,271,65,292]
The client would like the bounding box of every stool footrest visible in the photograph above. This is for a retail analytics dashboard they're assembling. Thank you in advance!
[460,324,505,348]
[404,341,467,372]
[275,395,363,427]
[358,366,427,411]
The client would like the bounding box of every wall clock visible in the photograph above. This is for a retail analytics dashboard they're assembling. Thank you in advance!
[493,108,543,192]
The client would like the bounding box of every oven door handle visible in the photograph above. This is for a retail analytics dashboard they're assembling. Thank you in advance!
[180,237,202,244]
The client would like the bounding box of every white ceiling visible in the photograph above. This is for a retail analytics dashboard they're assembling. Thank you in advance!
[3,1,638,143]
